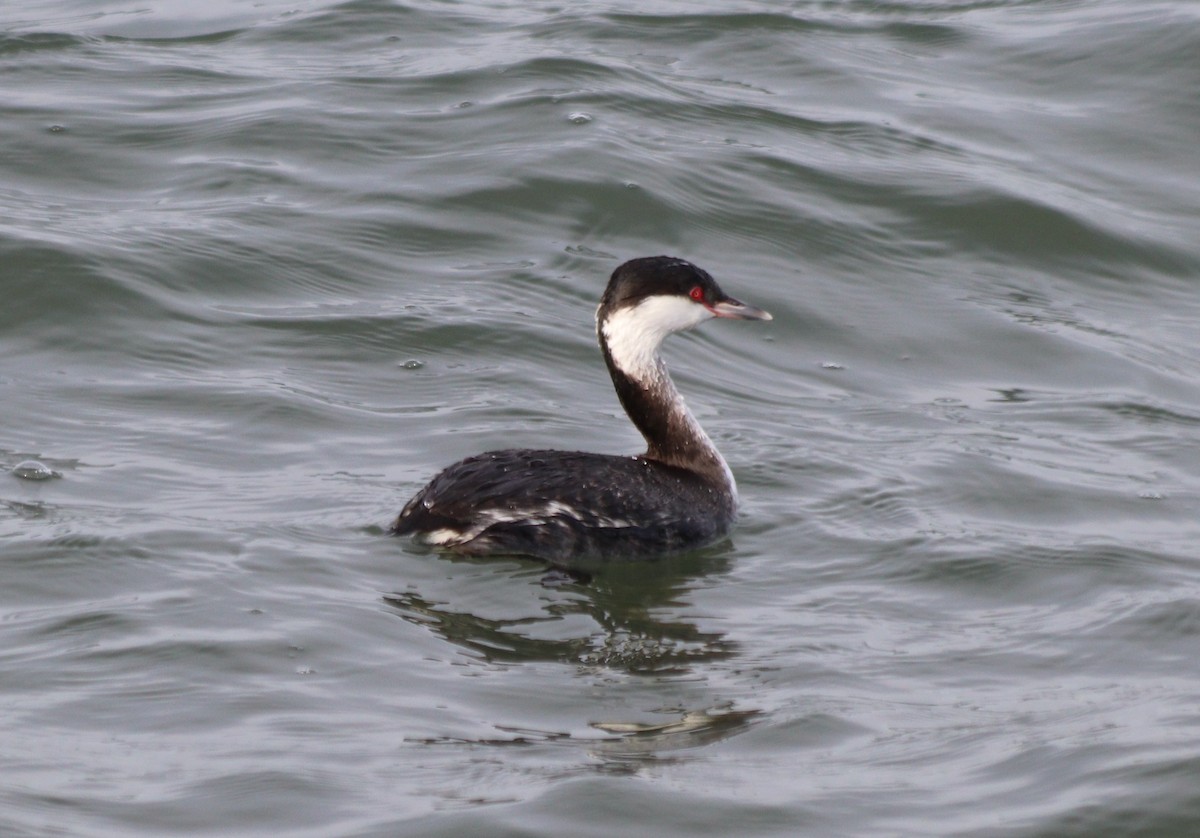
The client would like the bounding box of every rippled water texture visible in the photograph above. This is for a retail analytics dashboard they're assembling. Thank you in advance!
[3,1,1200,835]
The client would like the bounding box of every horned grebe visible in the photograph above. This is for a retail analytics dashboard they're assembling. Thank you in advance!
[391,256,772,563]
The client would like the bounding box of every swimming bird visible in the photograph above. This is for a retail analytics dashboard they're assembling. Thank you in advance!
[392,256,772,564]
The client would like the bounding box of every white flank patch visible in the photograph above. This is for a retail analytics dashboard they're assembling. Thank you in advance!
[421,501,646,547]
[600,295,712,383]
[425,527,467,546]
[421,504,581,547]
[540,500,578,518]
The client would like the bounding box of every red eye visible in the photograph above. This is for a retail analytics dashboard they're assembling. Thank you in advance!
[689,286,705,302]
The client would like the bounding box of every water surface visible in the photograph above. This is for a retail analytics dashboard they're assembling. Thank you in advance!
[3,1,1200,835]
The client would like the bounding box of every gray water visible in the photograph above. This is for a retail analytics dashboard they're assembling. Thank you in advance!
[3,1,1200,835]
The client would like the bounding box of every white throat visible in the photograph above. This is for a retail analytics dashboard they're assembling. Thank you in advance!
[598,295,713,383]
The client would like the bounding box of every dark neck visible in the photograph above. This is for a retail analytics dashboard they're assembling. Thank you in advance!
[600,338,732,488]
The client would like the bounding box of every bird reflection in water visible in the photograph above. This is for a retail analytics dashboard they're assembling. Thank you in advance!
[384,546,760,756]
[384,546,736,674]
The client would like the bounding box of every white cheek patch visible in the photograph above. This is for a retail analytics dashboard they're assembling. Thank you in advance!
[601,295,712,381]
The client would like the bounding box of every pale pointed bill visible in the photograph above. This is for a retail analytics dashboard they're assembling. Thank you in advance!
[707,297,772,321]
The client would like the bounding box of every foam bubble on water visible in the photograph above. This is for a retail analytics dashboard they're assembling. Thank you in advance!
[12,460,58,480]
